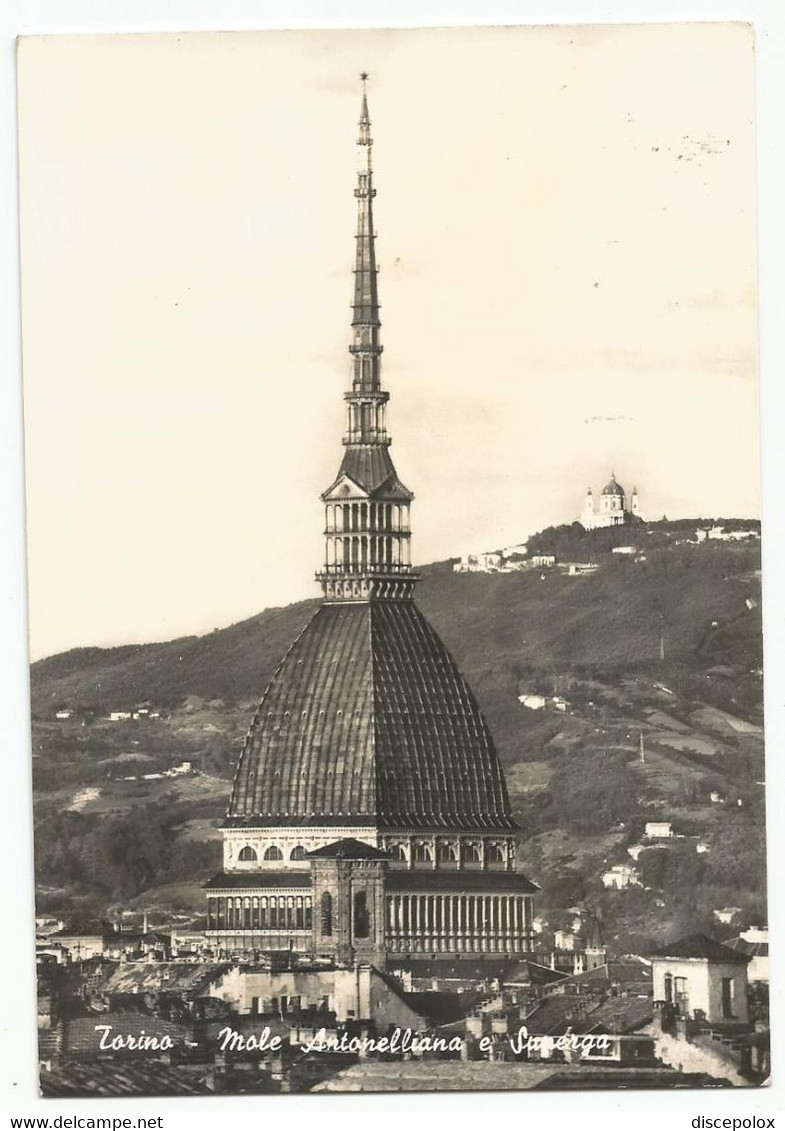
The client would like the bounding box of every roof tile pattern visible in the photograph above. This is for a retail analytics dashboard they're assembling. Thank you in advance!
[330,445,412,498]
[386,872,536,893]
[228,600,515,830]
[204,870,312,890]
[650,932,750,963]
[40,1061,211,1097]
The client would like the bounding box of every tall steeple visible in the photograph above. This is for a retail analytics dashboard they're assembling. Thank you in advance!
[318,76,416,603]
[351,73,381,394]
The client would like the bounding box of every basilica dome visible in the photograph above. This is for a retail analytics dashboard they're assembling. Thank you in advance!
[601,473,625,497]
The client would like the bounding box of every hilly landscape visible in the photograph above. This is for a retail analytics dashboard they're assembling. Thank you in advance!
[30,519,766,953]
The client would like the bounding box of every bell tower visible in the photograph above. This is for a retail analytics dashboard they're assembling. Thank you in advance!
[308,838,389,966]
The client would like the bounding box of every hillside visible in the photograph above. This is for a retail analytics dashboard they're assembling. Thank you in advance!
[31,521,763,725]
[30,520,766,950]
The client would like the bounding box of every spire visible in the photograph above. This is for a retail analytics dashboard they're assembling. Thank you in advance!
[317,77,416,603]
[351,72,381,395]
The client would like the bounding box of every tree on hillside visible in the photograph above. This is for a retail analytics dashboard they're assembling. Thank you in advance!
[526,518,647,562]
[543,748,643,834]
[637,842,705,895]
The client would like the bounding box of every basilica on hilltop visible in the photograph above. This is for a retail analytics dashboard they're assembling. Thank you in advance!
[581,474,642,530]
[204,80,538,966]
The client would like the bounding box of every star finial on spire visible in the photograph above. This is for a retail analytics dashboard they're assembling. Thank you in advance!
[360,71,369,82]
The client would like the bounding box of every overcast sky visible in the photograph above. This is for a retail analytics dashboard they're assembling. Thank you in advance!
[18,23,759,660]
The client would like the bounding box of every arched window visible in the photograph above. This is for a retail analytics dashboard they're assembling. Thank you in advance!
[390,843,407,862]
[461,842,481,864]
[290,845,307,862]
[238,846,258,862]
[437,843,457,863]
[413,842,433,864]
[354,890,369,939]
[263,845,283,861]
[486,842,505,864]
[321,891,333,937]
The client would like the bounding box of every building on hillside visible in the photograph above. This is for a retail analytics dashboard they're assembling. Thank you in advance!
[453,544,533,574]
[602,864,641,890]
[650,933,750,1025]
[545,916,607,975]
[204,80,538,965]
[454,551,503,573]
[581,473,642,529]
[564,562,599,576]
[722,928,769,984]
[501,543,529,558]
[644,821,673,839]
[696,526,760,543]
[713,907,742,926]
[518,694,546,710]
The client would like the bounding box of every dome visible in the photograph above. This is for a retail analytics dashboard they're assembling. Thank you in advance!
[601,473,625,498]
[227,600,516,831]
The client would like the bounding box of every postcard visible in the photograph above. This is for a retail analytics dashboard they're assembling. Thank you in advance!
[18,24,767,1096]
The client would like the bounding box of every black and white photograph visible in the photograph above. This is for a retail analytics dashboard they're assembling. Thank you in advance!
[8,17,777,1107]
